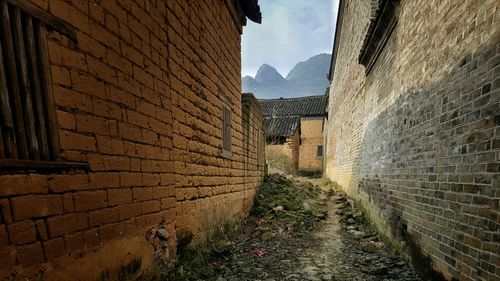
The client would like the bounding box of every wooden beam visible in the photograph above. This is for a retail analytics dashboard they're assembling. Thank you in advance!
[24,15,49,160]
[37,22,60,160]
[0,124,4,158]
[1,1,29,159]
[0,32,17,158]
[6,0,77,42]
[12,7,40,160]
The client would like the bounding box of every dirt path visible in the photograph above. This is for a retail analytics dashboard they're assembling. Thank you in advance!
[284,187,421,281]
[169,176,422,281]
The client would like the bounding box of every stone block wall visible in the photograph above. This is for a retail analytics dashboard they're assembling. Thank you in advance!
[298,117,324,171]
[0,0,264,280]
[325,0,499,280]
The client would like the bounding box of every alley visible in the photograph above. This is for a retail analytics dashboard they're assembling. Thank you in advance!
[168,175,422,281]
[0,1,498,280]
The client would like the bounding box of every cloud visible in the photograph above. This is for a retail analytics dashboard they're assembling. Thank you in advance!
[242,0,339,77]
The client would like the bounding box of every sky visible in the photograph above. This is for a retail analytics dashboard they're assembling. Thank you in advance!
[242,0,340,78]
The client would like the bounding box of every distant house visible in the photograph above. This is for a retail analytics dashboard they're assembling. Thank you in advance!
[260,95,327,173]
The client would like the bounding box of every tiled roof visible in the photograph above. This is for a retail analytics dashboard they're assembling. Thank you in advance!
[359,0,399,72]
[240,0,262,24]
[259,95,327,118]
[264,116,300,138]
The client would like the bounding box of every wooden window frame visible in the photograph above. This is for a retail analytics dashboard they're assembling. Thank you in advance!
[317,145,323,158]
[220,93,232,158]
[222,105,232,158]
[0,0,86,171]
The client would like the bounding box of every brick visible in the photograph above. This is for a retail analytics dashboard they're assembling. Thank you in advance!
[76,114,110,135]
[89,208,119,226]
[87,55,118,84]
[118,203,141,220]
[49,0,90,33]
[74,191,107,211]
[51,66,71,87]
[43,238,66,260]
[107,49,133,75]
[46,213,88,238]
[16,242,44,267]
[70,70,106,99]
[131,158,141,171]
[99,222,125,241]
[62,194,74,213]
[0,246,15,273]
[56,110,76,129]
[0,225,8,246]
[11,195,63,221]
[35,220,48,241]
[53,86,93,112]
[108,188,132,206]
[90,172,121,189]
[143,173,160,186]
[0,174,48,196]
[96,135,113,154]
[89,1,104,23]
[132,187,153,202]
[0,199,12,224]
[7,221,36,245]
[90,21,120,50]
[83,228,100,249]
[48,41,87,71]
[160,174,176,186]
[59,130,97,151]
[152,186,175,199]
[141,200,160,214]
[49,174,90,192]
[120,172,143,187]
[103,155,130,171]
[160,197,176,210]
[77,31,106,60]
[64,231,85,253]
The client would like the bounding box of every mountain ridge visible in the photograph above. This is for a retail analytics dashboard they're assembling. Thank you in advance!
[243,53,331,99]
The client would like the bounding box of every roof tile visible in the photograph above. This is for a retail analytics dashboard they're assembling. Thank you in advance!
[259,95,327,117]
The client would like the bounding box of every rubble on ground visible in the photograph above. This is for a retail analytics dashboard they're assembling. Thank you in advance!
[161,174,422,281]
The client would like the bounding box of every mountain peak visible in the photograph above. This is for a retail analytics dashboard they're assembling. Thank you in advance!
[255,64,286,84]
[286,53,331,81]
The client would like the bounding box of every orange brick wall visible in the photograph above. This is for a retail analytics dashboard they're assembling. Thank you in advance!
[266,130,300,173]
[0,1,264,280]
[298,117,324,171]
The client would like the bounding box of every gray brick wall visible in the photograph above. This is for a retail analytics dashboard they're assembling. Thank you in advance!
[325,0,499,280]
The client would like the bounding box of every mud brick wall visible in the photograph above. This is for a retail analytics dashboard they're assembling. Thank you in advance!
[298,117,324,171]
[266,129,299,173]
[241,93,266,212]
[325,0,499,280]
[0,0,264,280]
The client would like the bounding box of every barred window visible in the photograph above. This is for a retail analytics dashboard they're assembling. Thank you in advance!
[0,0,80,169]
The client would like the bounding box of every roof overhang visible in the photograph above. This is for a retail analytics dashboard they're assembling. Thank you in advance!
[239,0,262,24]
[328,0,346,81]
